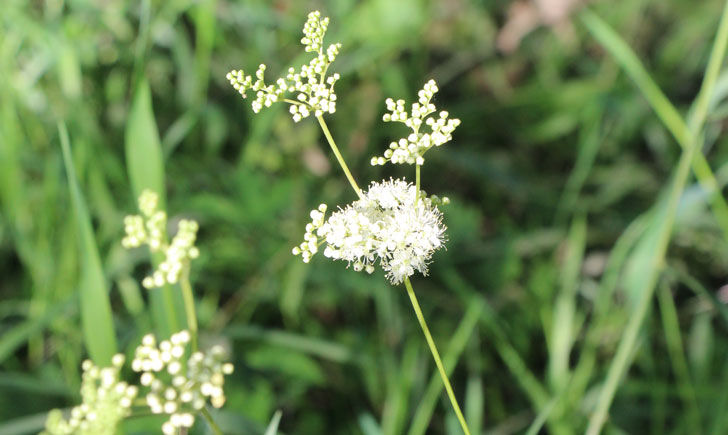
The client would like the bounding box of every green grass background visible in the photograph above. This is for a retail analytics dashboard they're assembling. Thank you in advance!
[1,0,728,433]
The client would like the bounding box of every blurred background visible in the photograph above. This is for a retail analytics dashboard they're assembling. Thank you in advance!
[2,0,728,433]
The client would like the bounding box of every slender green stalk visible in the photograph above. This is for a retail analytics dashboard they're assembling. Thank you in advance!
[586,3,728,432]
[200,407,223,435]
[316,115,364,199]
[314,105,470,434]
[404,278,471,435]
[415,164,421,202]
[180,268,198,352]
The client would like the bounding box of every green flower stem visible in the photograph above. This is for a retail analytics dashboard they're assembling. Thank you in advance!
[415,164,421,203]
[316,115,364,199]
[314,110,470,434]
[404,277,471,435]
[180,268,198,353]
[200,407,223,435]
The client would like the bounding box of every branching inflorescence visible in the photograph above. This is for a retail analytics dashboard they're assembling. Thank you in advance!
[132,331,234,435]
[226,11,341,122]
[227,10,470,434]
[122,190,200,289]
[371,80,461,166]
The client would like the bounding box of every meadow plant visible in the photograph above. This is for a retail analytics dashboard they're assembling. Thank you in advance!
[228,11,470,434]
[42,192,232,434]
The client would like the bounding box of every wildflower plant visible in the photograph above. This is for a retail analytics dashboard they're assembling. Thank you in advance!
[228,11,470,434]
[43,191,232,434]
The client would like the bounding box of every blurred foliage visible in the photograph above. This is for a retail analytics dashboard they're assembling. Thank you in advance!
[1,0,728,433]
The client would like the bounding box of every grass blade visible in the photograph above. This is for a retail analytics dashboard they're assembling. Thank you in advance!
[59,122,117,365]
[125,78,183,338]
[548,215,586,390]
[656,283,701,431]
[0,297,75,364]
[581,8,728,242]
[442,269,550,411]
[585,3,728,431]
[263,410,283,435]
[0,410,56,435]
[125,78,166,205]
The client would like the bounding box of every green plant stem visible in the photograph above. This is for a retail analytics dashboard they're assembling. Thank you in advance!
[586,3,728,432]
[404,277,471,435]
[200,407,223,435]
[316,115,364,199]
[314,109,470,434]
[415,164,421,202]
[180,268,198,353]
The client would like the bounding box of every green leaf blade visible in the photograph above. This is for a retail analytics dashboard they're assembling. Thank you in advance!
[59,122,117,366]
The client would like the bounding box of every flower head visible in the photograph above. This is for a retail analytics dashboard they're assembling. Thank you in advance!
[122,190,200,289]
[371,80,461,166]
[41,355,138,435]
[132,331,234,435]
[293,179,447,284]
[226,11,341,122]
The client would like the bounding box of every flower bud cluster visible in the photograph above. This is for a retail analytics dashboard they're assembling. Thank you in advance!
[293,179,446,284]
[301,10,329,53]
[132,331,234,435]
[122,190,200,289]
[42,355,138,435]
[122,190,166,252]
[292,204,327,263]
[372,79,461,166]
[226,11,341,123]
[142,219,200,289]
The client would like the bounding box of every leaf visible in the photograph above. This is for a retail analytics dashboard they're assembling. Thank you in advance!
[124,78,184,338]
[59,122,117,365]
[263,410,283,435]
[124,78,166,204]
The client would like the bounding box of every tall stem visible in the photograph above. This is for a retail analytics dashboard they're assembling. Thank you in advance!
[316,116,364,199]
[404,278,471,435]
[314,113,470,433]
[180,268,198,353]
[415,164,421,202]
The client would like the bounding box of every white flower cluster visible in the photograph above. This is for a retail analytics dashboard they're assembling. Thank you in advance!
[371,80,461,166]
[42,355,138,435]
[122,190,200,289]
[122,190,166,251]
[293,179,446,284]
[226,11,341,122]
[132,331,234,435]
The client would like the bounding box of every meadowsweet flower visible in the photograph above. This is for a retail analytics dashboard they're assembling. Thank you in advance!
[122,190,200,289]
[371,80,461,166]
[226,11,341,122]
[132,331,234,435]
[42,355,138,435]
[293,179,446,284]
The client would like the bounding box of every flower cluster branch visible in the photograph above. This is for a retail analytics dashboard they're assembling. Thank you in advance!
[122,190,200,288]
[226,11,341,122]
